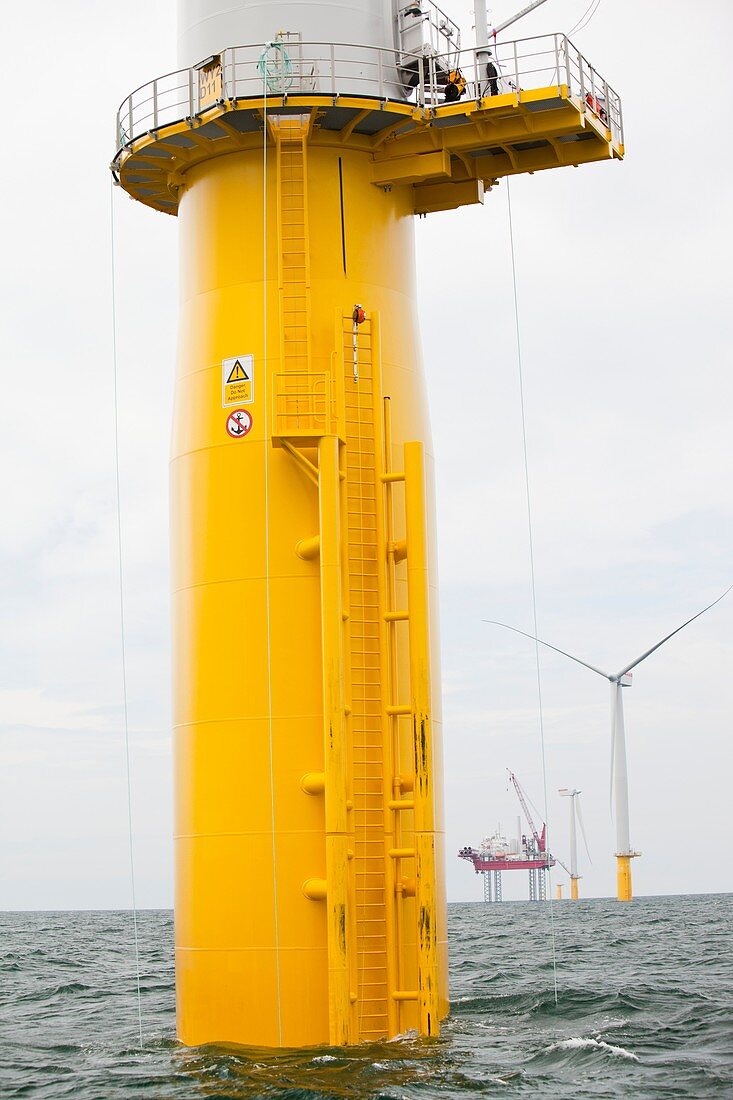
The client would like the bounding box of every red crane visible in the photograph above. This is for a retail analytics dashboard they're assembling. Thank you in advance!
[508,770,546,853]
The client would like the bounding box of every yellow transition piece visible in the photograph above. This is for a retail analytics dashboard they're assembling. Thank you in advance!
[616,855,633,902]
[114,62,623,1049]
[171,128,447,1047]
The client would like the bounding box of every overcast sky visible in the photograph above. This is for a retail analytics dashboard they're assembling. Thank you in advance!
[1,0,731,911]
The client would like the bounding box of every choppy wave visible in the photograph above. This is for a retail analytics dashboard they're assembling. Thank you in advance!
[1,895,732,1098]
[543,1035,640,1061]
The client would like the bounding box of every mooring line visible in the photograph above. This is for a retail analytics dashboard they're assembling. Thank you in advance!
[506,178,559,1005]
[110,178,144,1047]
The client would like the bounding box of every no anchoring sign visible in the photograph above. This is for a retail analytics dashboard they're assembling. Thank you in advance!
[226,409,253,439]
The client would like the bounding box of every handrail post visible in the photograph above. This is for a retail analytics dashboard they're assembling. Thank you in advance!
[404,441,440,1038]
[564,35,571,93]
[377,48,384,100]
[153,79,158,129]
[127,94,133,142]
[188,67,194,117]
[513,40,519,92]
[318,433,354,1045]
[418,55,425,109]
[330,43,336,100]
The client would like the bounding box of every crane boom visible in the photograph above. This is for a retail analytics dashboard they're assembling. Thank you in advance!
[508,770,546,851]
[494,0,550,35]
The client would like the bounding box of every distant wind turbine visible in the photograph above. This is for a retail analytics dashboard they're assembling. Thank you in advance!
[484,584,733,901]
[558,787,591,900]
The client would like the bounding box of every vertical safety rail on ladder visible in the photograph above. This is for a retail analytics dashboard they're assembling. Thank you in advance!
[379,434,439,1038]
[334,314,358,1026]
[379,396,411,1035]
[404,441,440,1037]
[317,434,354,1044]
[372,338,399,1038]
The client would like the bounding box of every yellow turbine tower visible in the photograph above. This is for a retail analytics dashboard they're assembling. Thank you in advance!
[559,787,589,900]
[112,0,623,1047]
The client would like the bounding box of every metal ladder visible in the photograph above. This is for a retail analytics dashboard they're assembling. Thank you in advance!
[270,239,440,1038]
[378,391,440,1038]
[341,316,390,1041]
[275,117,311,377]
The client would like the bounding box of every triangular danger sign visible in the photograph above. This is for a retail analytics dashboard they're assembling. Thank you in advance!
[227,359,250,383]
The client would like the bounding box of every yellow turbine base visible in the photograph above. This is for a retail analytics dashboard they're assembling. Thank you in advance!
[570,879,579,901]
[616,856,633,901]
[171,135,448,1048]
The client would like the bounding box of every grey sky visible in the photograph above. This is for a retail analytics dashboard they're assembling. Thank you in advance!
[1,0,731,910]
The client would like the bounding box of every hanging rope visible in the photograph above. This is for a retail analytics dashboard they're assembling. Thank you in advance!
[109,178,144,1048]
[568,0,602,37]
[261,65,284,1046]
[505,178,558,1005]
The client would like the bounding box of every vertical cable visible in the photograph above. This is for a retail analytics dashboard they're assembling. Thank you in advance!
[261,62,283,1045]
[506,179,558,1004]
[110,178,144,1047]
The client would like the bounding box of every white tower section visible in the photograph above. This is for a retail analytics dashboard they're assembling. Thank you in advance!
[178,0,400,67]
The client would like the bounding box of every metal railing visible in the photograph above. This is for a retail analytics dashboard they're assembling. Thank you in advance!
[273,371,338,439]
[115,33,622,153]
[397,0,461,65]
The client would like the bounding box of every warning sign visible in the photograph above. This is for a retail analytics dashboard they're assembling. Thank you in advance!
[222,354,254,407]
[226,409,253,439]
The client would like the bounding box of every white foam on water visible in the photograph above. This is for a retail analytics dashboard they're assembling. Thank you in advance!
[547,1037,640,1062]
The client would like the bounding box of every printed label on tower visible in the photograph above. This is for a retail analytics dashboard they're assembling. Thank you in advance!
[222,354,254,407]
[225,409,253,439]
[198,57,222,108]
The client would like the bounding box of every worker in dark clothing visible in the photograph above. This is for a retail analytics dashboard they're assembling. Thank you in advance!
[485,53,499,96]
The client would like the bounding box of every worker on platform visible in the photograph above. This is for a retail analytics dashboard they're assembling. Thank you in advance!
[485,53,499,96]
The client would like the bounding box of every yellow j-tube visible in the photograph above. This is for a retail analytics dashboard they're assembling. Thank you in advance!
[171,137,447,1047]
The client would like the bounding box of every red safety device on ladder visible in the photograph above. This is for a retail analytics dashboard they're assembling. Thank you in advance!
[352,305,366,325]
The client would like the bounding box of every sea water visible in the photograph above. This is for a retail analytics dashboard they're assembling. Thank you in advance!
[2,895,731,1098]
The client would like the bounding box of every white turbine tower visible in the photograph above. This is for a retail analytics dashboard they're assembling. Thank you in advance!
[485,584,732,901]
[558,787,590,900]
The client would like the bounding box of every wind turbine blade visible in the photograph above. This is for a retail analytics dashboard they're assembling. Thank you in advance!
[555,856,572,877]
[482,621,611,679]
[616,582,733,678]
[609,686,616,819]
[576,795,592,864]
